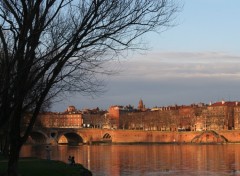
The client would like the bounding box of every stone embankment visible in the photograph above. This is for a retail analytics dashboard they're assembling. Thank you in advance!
[79,129,240,144]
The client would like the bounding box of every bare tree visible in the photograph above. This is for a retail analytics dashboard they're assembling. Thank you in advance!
[0,0,178,175]
[119,113,129,130]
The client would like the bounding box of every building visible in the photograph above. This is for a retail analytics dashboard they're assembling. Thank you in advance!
[35,106,83,128]
[108,105,136,129]
[24,100,240,132]
[82,108,107,128]
[205,101,240,130]
[234,103,240,129]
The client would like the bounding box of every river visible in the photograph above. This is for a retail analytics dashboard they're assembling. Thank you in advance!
[20,144,240,176]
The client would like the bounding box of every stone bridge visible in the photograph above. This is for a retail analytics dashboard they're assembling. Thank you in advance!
[27,128,113,145]
[27,128,240,145]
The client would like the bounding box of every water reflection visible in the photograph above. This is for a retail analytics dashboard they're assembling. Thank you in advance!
[20,144,240,176]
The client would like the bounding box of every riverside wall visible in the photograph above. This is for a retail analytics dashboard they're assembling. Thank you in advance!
[75,129,240,144]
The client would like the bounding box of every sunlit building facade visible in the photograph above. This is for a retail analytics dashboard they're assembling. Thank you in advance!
[35,106,83,128]
[25,100,240,132]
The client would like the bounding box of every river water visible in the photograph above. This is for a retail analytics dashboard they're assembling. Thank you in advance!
[20,144,240,176]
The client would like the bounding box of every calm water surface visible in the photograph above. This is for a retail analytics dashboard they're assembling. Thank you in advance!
[20,144,240,176]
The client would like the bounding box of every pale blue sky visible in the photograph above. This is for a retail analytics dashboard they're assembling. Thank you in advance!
[52,0,240,111]
[151,0,240,53]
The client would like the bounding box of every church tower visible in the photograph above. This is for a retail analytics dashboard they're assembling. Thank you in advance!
[138,99,145,111]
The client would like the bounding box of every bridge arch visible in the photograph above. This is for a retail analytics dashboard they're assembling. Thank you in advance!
[27,131,48,144]
[58,132,84,145]
[102,133,112,142]
[191,130,228,144]
[103,133,111,139]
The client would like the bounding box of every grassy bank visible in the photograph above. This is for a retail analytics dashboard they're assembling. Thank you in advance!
[0,157,92,176]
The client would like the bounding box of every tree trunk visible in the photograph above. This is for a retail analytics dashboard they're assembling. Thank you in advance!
[2,135,9,157]
[7,140,22,176]
[7,111,23,176]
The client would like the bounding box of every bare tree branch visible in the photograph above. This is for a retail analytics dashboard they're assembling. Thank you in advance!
[0,0,179,175]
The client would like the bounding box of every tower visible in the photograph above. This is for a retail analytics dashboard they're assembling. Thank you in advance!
[138,99,145,111]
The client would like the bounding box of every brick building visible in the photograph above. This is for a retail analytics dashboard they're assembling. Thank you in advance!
[24,100,240,132]
[82,108,107,128]
[110,101,240,132]
[205,101,240,130]
[108,105,136,129]
[35,106,83,128]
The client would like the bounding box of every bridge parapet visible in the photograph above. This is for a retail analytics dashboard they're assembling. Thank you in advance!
[27,127,240,145]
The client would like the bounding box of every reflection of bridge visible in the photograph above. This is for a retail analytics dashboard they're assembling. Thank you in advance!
[27,127,240,145]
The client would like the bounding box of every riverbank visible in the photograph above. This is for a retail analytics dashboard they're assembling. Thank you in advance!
[37,129,240,145]
[0,157,92,176]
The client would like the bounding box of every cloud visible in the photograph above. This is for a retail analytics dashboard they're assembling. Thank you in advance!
[52,51,240,111]
[112,51,240,80]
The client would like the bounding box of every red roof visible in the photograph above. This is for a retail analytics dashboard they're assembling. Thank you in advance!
[211,101,240,107]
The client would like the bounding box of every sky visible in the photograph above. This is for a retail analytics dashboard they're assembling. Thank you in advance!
[52,0,240,112]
